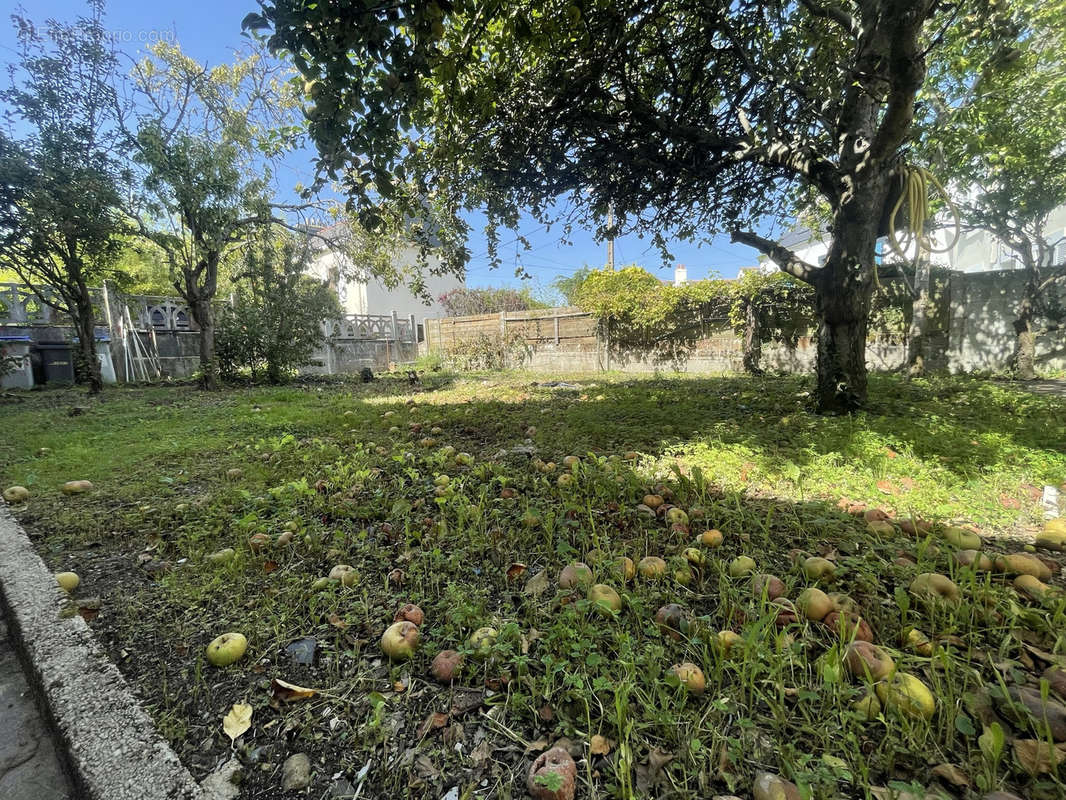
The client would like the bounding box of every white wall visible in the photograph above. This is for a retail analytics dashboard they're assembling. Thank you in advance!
[309,244,463,319]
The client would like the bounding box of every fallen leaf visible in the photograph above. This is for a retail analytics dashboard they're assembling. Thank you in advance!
[506,562,527,581]
[636,747,674,793]
[876,479,898,496]
[523,569,550,596]
[327,613,348,629]
[590,734,613,756]
[416,711,448,739]
[222,703,252,742]
[1013,739,1066,775]
[270,678,317,703]
[263,560,278,574]
[470,738,492,769]
[931,763,970,787]
[524,737,549,754]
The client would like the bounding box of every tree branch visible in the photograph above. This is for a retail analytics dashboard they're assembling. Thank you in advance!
[730,230,820,282]
[797,0,859,37]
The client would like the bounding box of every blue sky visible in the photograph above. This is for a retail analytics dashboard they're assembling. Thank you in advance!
[0,0,781,295]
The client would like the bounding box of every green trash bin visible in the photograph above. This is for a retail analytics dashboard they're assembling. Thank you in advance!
[35,341,75,384]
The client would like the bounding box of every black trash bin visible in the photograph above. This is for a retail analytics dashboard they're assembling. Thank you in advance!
[35,341,75,384]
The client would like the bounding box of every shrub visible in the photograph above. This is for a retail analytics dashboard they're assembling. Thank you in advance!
[438,286,548,316]
[442,331,529,371]
[217,232,341,382]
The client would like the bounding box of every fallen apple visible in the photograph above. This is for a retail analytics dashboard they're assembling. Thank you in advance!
[844,641,895,681]
[941,525,982,550]
[556,474,574,488]
[559,562,593,589]
[328,564,359,587]
[669,662,706,695]
[394,603,425,626]
[876,672,936,720]
[500,487,518,499]
[3,485,29,503]
[642,494,664,509]
[381,621,419,660]
[753,772,802,800]
[866,520,895,538]
[521,511,541,529]
[205,632,248,667]
[206,548,235,565]
[527,747,577,800]
[588,584,622,614]
[752,573,786,600]
[682,547,705,567]
[247,532,272,552]
[716,630,742,656]
[822,611,873,642]
[654,604,691,639]
[431,649,463,683]
[852,692,881,720]
[771,598,799,627]
[903,627,934,656]
[1014,574,1060,604]
[827,592,861,615]
[55,571,80,593]
[665,507,689,527]
[1036,520,1066,551]
[697,529,724,547]
[909,572,961,606]
[310,576,332,591]
[802,556,836,581]
[276,531,294,547]
[562,455,581,468]
[994,553,1052,582]
[672,561,694,585]
[61,480,93,495]
[225,469,242,481]
[455,452,474,466]
[955,549,994,570]
[468,626,497,656]
[637,556,667,579]
[728,556,756,578]
[795,587,832,621]
[612,556,636,581]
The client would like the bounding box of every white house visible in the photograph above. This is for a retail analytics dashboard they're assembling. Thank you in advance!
[307,222,463,320]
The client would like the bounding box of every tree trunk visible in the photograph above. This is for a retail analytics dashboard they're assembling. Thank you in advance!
[813,211,878,414]
[190,297,219,390]
[1013,253,1041,381]
[742,299,764,375]
[71,279,103,394]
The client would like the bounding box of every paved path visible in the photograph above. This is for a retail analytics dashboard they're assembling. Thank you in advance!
[0,620,73,800]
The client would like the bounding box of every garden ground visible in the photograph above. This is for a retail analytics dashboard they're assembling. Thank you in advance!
[1,372,1065,800]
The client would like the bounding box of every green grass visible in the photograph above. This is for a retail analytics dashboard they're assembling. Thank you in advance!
[1,372,1065,800]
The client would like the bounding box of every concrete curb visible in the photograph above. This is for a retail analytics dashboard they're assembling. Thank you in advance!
[0,503,204,800]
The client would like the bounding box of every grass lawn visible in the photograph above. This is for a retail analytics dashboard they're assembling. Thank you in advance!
[2,372,1066,800]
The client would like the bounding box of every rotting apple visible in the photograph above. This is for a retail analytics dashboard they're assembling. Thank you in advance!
[431,650,463,683]
[468,626,498,656]
[844,641,895,681]
[328,564,359,587]
[669,662,706,695]
[394,603,425,626]
[559,562,593,589]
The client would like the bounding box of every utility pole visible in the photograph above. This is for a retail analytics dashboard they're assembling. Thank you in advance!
[606,203,615,270]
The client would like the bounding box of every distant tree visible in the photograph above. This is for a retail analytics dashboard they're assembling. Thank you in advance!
[216,230,340,382]
[553,267,592,306]
[438,285,546,317]
[0,0,129,392]
[921,0,1066,379]
[126,43,310,389]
